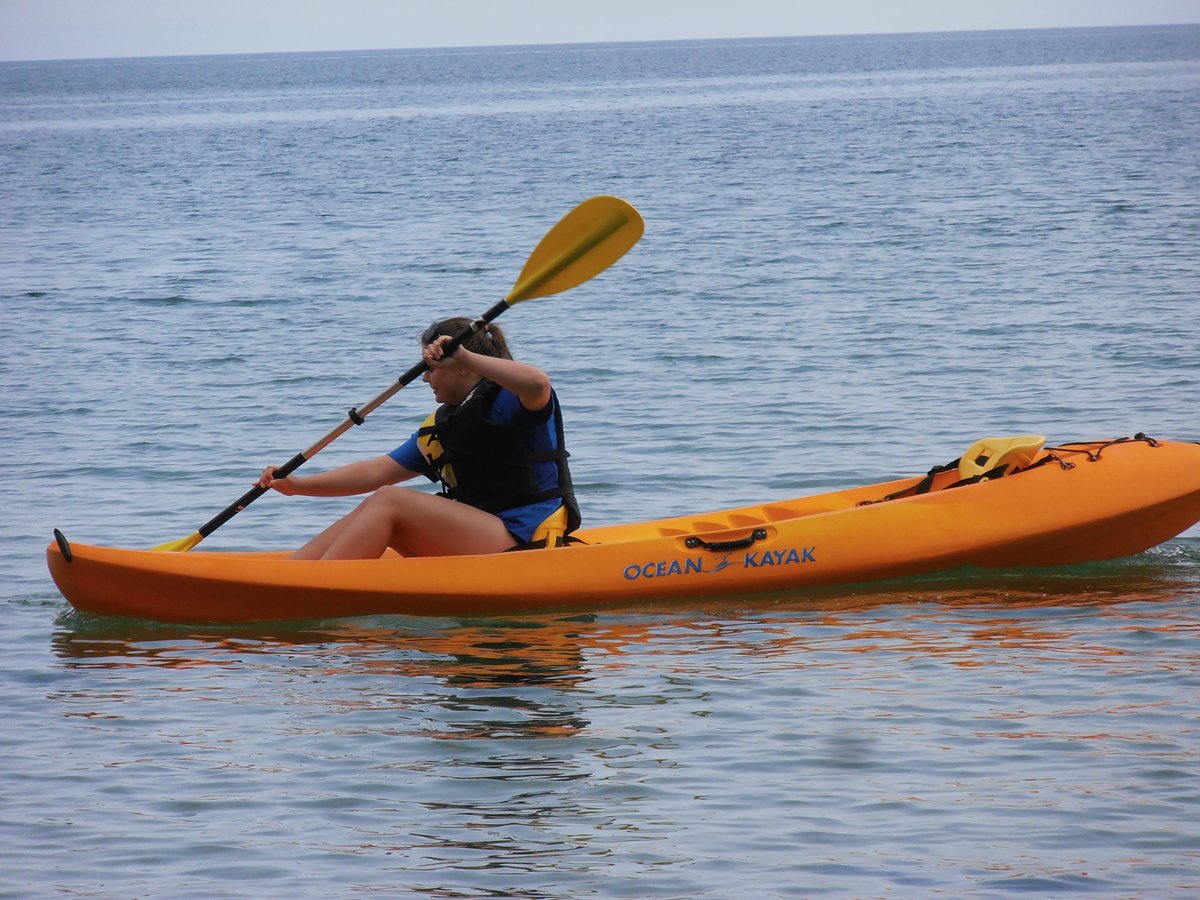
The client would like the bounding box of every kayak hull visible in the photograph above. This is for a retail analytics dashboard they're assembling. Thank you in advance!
[47,437,1200,624]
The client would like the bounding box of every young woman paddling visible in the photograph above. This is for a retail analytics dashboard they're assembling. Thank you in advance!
[258,318,580,560]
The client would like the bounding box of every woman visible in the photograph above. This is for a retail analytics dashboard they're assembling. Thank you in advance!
[259,317,580,560]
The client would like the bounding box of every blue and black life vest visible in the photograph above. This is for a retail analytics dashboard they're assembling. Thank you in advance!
[415,380,581,535]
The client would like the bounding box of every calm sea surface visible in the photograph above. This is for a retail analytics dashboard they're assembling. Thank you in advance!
[3,26,1199,896]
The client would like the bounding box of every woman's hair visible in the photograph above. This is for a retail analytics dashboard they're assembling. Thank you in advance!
[420,316,513,360]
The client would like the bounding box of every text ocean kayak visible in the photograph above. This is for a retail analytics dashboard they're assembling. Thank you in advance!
[48,436,1200,624]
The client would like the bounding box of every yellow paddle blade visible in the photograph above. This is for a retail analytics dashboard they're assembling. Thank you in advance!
[151,531,203,553]
[507,195,644,304]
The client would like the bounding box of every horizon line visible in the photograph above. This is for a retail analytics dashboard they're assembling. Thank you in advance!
[2,20,1197,66]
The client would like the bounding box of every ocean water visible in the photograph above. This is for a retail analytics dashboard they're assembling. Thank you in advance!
[3,26,1200,896]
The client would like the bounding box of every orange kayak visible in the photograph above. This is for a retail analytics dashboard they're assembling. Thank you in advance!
[48,436,1200,624]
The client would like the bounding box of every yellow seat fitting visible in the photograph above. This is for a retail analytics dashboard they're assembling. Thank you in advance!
[530,505,569,548]
[958,435,1046,480]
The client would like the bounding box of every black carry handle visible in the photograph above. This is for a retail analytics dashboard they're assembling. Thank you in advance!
[685,528,768,552]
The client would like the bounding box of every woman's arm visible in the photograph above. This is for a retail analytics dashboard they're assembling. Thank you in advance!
[426,338,552,411]
[259,454,417,497]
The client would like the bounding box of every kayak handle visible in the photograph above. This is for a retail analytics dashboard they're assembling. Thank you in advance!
[685,528,768,552]
[53,528,73,563]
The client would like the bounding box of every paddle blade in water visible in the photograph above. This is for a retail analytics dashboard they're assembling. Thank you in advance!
[151,531,203,553]
[507,195,644,304]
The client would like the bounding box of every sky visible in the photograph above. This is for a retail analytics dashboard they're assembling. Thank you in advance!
[1,0,1197,62]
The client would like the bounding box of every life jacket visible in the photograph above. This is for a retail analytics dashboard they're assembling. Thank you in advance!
[415,380,581,536]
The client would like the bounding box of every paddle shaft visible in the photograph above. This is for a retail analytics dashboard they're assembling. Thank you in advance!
[194,299,510,540]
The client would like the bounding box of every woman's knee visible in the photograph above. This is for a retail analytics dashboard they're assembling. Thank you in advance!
[360,485,419,517]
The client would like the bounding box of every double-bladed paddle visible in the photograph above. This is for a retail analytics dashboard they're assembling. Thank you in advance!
[153,195,644,552]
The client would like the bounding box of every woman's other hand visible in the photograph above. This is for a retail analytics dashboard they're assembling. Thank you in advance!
[258,465,302,495]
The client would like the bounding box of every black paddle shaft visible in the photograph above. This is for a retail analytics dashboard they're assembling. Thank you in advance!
[194,300,511,540]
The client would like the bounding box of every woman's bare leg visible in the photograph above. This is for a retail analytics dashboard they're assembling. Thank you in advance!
[289,502,368,560]
[315,486,516,560]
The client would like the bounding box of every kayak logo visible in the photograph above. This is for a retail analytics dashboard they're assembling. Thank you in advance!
[745,547,816,567]
[622,546,816,580]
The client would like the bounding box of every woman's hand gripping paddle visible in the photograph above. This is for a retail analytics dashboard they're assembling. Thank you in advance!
[152,195,644,552]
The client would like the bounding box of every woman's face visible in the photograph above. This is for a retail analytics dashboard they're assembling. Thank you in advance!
[422,353,474,405]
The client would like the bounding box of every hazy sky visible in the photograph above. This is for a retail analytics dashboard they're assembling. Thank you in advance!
[1,0,1197,62]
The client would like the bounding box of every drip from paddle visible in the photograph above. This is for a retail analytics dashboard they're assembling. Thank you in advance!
[152,195,643,552]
